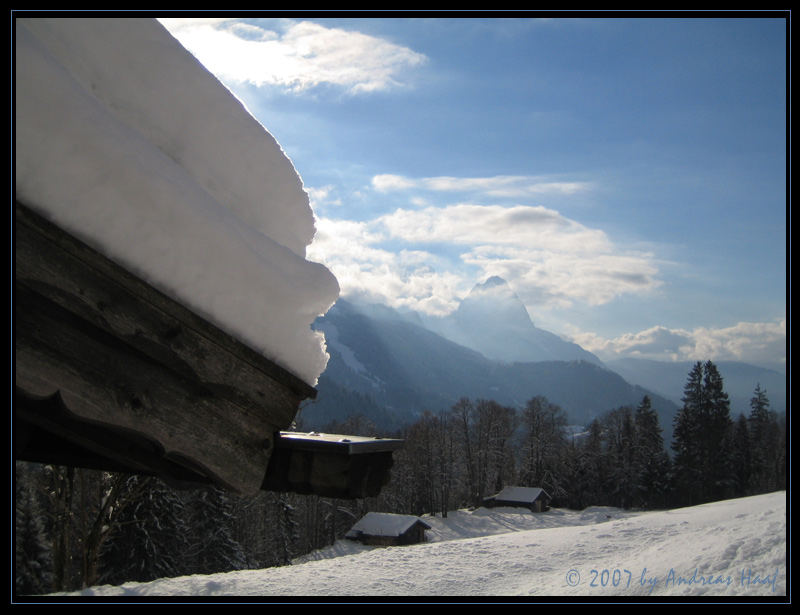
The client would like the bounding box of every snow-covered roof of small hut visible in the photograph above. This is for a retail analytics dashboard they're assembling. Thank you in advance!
[484,486,551,504]
[14,18,339,386]
[345,512,431,539]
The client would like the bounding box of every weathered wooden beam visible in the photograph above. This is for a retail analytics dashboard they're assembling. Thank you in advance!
[14,201,316,494]
[262,432,403,499]
[14,388,213,487]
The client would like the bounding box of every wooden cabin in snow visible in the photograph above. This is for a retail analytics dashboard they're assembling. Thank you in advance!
[13,18,402,499]
[482,486,552,512]
[345,512,432,547]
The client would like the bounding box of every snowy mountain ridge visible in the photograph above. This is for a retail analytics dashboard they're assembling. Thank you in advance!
[421,276,604,365]
[52,491,787,598]
[306,297,681,434]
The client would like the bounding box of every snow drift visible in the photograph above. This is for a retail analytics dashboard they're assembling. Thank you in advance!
[14,18,339,385]
[54,491,786,598]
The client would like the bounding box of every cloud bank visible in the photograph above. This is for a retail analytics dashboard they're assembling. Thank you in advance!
[308,173,784,370]
[308,176,661,316]
[570,320,786,370]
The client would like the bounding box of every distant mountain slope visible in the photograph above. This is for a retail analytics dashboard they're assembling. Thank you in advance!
[606,358,786,418]
[422,276,604,366]
[304,299,679,436]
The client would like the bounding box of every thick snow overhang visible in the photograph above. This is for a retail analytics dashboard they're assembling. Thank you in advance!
[13,17,400,497]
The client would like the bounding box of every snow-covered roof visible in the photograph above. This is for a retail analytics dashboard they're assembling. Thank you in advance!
[345,512,431,538]
[485,486,551,504]
[14,18,339,386]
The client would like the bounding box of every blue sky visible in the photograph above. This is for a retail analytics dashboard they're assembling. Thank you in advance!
[160,15,787,372]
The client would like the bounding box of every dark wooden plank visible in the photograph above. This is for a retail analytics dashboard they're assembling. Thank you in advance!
[14,388,214,487]
[262,446,395,499]
[14,201,315,410]
[13,200,320,493]
[15,282,273,492]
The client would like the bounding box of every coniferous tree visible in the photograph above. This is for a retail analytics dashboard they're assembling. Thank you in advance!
[672,361,733,505]
[731,414,752,497]
[702,361,735,501]
[774,414,787,490]
[182,486,247,576]
[578,418,609,507]
[561,438,588,510]
[672,362,704,505]
[14,464,52,595]
[604,406,637,509]
[99,476,190,585]
[632,396,671,509]
[747,383,780,493]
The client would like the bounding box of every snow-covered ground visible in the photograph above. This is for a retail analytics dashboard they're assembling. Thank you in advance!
[52,491,786,598]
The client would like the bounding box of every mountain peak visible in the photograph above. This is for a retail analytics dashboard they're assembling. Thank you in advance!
[461,277,530,323]
[479,275,508,289]
[444,277,604,366]
[467,276,519,305]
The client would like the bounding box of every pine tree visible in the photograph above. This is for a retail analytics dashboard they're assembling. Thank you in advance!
[731,414,752,497]
[578,418,609,507]
[632,396,671,509]
[604,406,637,509]
[672,361,733,505]
[14,464,52,595]
[99,476,190,585]
[747,384,773,493]
[182,486,246,576]
[705,361,735,499]
[672,363,703,505]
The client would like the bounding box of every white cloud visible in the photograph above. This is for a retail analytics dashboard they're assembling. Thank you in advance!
[307,217,465,315]
[371,173,591,198]
[569,320,786,368]
[159,18,427,95]
[308,201,661,315]
[378,204,604,251]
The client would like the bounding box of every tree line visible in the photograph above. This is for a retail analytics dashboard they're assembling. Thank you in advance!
[14,360,785,594]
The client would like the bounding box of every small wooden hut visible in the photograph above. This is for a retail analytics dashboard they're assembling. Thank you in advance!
[345,512,431,547]
[482,486,552,512]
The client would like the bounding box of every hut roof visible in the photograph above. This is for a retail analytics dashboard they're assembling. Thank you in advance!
[346,512,431,539]
[485,486,551,504]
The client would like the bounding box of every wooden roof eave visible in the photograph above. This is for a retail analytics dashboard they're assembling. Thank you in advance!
[13,200,317,494]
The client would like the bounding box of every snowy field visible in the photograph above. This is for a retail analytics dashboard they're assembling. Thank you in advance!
[50,491,786,599]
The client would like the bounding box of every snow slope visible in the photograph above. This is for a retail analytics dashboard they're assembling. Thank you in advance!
[15,18,339,385]
[53,491,786,598]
